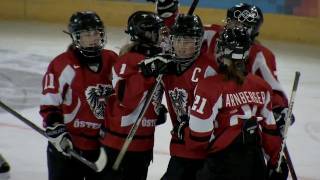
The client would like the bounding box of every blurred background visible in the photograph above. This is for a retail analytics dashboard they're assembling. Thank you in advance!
[0,0,319,45]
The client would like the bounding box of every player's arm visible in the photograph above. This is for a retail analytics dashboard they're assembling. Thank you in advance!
[112,58,155,111]
[256,47,288,108]
[259,90,282,166]
[186,81,219,151]
[39,62,65,127]
[39,61,73,156]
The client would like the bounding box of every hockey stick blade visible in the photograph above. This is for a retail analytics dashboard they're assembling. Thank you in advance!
[276,71,300,176]
[68,147,107,172]
[112,74,163,171]
[0,100,107,172]
[188,0,199,15]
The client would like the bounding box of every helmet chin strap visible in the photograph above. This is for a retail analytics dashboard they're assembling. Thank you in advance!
[73,47,102,65]
[173,52,200,75]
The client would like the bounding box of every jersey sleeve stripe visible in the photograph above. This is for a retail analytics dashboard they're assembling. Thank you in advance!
[40,93,62,106]
[261,91,276,125]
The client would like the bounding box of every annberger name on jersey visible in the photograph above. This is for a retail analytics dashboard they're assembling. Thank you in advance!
[225,91,266,107]
[73,119,101,129]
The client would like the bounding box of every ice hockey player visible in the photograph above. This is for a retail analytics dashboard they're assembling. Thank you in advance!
[39,11,117,180]
[140,14,218,180]
[99,11,167,180]
[225,3,294,140]
[187,26,288,180]
[0,154,10,179]
[203,3,294,140]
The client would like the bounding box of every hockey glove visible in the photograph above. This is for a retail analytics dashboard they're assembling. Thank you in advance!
[273,107,295,137]
[171,114,189,141]
[0,154,10,173]
[46,123,73,157]
[139,55,172,77]
[156,104,168,125]
[267,158,289,180]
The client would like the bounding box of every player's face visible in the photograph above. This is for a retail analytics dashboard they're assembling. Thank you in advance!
[225,19,254,38]
[172,36,197,59]
[78,29,104,48]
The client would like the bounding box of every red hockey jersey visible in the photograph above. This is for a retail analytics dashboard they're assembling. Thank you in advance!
[100,51,163,152]
[204,23,288,109]
[202,24,223,57]
[40,48,117,150]
[187,73,282,166]
[247,43,288,108]
[163,52,218,159]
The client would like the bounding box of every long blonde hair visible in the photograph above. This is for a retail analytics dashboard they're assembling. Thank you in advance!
[221,58,246,85]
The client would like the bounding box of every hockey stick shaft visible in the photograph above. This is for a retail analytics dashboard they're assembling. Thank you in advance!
[0,100,103,172]
[284,145,298,180]
[112,74,163,170]
[0,100,45,136]
[187,0,199,15]
[276,71,300,174]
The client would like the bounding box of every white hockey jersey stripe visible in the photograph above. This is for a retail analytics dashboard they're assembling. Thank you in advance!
[260,91,276,125]
[252,52,286,96]
[58,65,75,94]
[121,91,148,127]
[204,65,217,78]
[40,93,62,106]
[41,65,75,106]
[64,98,81,124]
[112,67,123,87]
[190,95,223,133]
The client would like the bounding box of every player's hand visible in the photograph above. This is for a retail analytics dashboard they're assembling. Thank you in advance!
[156,104,168,125]
[273,107,295,137]
[267,158,289,180]
[139,55,172,77]
[171,114,189,141]
[46,123,73,156]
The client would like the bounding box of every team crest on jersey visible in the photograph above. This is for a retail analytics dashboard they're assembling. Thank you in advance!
[168,87,188,116]
[85,84,113,119]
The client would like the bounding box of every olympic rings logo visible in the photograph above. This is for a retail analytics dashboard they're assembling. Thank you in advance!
[233,10,259,23]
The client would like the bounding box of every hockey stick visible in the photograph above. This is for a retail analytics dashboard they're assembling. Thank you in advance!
[0,100,107,172]
[284,145,297,179]
[112,74,163,170]
[276,71,300,180]
[187,0,199,15]
[112,0,200,171]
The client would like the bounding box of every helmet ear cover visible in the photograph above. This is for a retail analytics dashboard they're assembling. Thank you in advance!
[68,11,106,58]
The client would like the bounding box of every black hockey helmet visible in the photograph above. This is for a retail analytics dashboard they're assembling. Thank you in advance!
[226,3,263,41]
[216,26,252,68]
[156,0,179,18]
[170,14,204,70]
[68,11,105,58]
[126,11,165,47]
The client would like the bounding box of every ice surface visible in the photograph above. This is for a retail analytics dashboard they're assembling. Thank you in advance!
[0,20,319,180]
